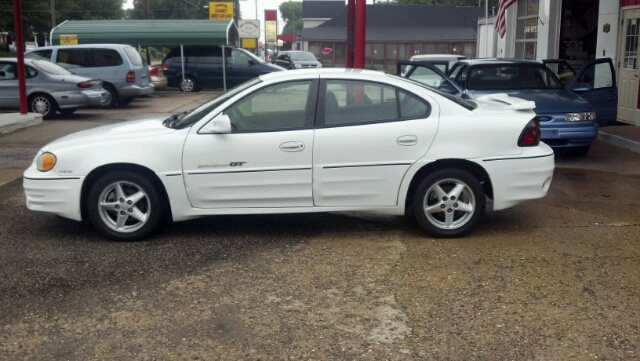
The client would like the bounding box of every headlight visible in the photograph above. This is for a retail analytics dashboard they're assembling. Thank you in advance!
[565,111,596,121]
[36,152,57,172]
[317,63,323,68]
[294,63,302,69]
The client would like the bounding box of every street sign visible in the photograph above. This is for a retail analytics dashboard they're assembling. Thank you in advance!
[241,38,257,48]
[59,35,78,45]
[209,2,233,20]
[265,21,277,43]
[238,20,260,38]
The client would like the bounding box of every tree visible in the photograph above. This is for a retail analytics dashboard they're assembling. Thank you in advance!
[279,1,302,35]
[130,0,207,20]
[1,0,125,43]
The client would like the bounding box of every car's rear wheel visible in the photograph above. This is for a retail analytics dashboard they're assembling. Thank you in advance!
[87,172,163,242]
[180,76,198,92]
[413,169,485,238]
[119,97,134,107]
[102,84,120,108]
[28,93,57,120]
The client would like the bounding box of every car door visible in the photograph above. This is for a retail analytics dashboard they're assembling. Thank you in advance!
[542,59,576,86]
[567,58,618,126]
[182,79,318,208]
[397,61,465,97]
[312,77,438,207]
[0,61,21,108]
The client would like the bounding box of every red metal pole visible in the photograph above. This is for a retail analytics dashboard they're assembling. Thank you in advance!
[354,0,366,69]
[13,0,28,114]
[346,0,355,68]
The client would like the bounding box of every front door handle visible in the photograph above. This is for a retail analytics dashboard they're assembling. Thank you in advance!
[280,141,305,152]
[397,135,418,146]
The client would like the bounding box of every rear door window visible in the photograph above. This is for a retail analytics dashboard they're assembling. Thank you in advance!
[25,50,52,61]
[91,49,123,67]
[123,46,143,66]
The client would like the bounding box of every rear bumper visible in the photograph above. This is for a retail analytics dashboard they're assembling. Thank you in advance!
[481,148,555,210]
[23,169,84,221]
[118,83,155,98]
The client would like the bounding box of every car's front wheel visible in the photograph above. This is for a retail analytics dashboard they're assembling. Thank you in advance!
[87,172,163,241]
[413,169,485,238]
[29,93,57,119]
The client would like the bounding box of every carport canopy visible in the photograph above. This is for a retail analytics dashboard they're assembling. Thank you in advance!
[50,20,238,46]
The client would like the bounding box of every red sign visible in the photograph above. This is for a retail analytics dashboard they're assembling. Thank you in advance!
[322,47,333,54]
[265,10,277,21]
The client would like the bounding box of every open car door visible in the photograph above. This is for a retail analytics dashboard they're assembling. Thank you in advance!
[567,58,618,126]
[397,60,466,98]
[542,59,576,86]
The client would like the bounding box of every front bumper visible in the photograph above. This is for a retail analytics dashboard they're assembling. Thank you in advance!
[23,167,84,221]
[52,89,108,109]
[481,148,555,210]
[539,116,598,148]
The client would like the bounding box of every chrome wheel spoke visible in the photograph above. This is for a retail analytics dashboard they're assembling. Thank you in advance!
[449,183,465,199]
[114,183,126,200]
[444,210,455,227]
[425,203,444,214]
[99,201,119,212]
[433,184,447,200]
[128,207,148,223]
[127,191,146,206]
[456,202,474,214]
[115,214,128,229]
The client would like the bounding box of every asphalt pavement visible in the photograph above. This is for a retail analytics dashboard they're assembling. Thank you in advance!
[1,92,640,360]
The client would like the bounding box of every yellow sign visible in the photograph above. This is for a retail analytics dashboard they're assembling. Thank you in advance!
[209,2,233,20]
[241,38,257,48]
[265,21,277,43]
[59,35,78,45]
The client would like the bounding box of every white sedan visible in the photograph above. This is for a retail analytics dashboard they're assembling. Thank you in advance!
[23,69,554,241]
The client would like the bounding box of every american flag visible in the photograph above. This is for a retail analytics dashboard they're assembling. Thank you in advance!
[495,0,517,38]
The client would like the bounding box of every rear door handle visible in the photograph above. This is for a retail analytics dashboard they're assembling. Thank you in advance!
[397,135,418,146]
[280,141,305,152]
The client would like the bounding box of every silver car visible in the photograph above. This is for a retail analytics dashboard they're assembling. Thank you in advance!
[0,58,107,119]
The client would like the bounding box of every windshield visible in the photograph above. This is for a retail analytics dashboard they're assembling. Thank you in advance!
[467,64,564,90]
[387,74,477,111]
[235,48,265,64]
[290,52,317,61]
[31,60,72,75]
[169,78,262,129]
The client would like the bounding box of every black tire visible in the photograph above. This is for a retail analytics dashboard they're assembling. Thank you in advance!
[87,171,163,242]
[59,108,77,116]
[568,145,590,157]
[179,76,198,92]
[28,93,57,119]
[412,168,485,238]
[102,83,120,108]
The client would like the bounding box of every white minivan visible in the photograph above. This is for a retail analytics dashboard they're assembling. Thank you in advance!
[25,44,154,108]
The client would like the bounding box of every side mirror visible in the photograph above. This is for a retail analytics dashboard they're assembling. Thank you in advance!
[572,83,593,92]
[199,113,232,134]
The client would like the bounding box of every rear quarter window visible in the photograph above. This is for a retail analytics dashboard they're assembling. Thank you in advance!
[91,49,123,67]
[123,46,144,66]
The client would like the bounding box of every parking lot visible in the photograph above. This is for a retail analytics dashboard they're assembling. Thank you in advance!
[1,91,640,360]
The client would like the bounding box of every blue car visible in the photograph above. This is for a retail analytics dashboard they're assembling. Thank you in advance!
[399,58,618,157]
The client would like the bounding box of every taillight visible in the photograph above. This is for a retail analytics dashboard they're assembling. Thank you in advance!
[149,67,159,76]
[77,80,102,89]
[162,65,168,72]
[126,71,135,83]
[518,117,541,147]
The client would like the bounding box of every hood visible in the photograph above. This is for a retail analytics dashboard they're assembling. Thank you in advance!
[263,63,286,71]
[43,118,177,151]
[292,60,321,65]
[468,89,592,114]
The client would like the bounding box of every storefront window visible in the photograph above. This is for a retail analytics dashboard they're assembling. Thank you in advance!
[334,42,345,67]
[319,42,333,67]
[373,43,384,70]
[436,44,451,54]
[412,44,424,55]
[425,44,436,54]
[464,42,475,57]
[451,43,463,55]
[515,0,538,60]
[365,43,372,67]
[386,43,397,70]
[309,42,320,60]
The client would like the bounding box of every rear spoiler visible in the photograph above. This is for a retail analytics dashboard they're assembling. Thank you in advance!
[475,93,536,111]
